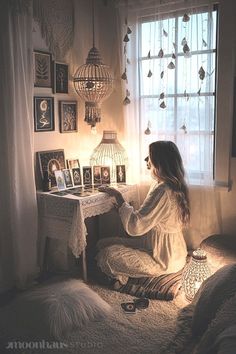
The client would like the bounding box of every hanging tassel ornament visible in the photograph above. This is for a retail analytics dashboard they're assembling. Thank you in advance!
[160,101,166,109]
[157,48,164,58]
[182,13,190,22]
[180,124,187,134]
[147,70,153,78]
[144,121,151,135]
[198,66,205,80]
[168,61,175,69]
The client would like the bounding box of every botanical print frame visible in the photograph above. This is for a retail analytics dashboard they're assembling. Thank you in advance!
[55,170,66,191]
[67,159,80,170]
[34,96,54,132]
[116,165,126,183]
[62,169,73,188]
[53,62,69,94]
[34,50,52,88]
[59,101,78,133]
[71,167,82,186]
[101,166,111,184]
[82,166,92,186]
[37,149,66,187]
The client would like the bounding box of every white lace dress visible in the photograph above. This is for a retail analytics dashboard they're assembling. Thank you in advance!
[96,182,188,285]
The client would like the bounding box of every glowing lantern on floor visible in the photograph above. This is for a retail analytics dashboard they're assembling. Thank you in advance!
[181,248,211,302]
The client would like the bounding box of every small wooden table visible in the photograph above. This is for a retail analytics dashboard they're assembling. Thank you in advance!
[37,184,139,280]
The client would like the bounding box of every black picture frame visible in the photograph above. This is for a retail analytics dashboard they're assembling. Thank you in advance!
[63,169,73,188]
[101,166,111,184]
[71,167,82,186]
[34,50,52,88]
[67,159,80,170]
[82,166,92,186]
[34,96,54,132]
[116,165,126,183]
[59,101,78,133]
[37,149,66,187]
[93,166,102,185]
[53,62,69,93]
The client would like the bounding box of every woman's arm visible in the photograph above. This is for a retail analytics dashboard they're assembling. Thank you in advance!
[119,185,170,236]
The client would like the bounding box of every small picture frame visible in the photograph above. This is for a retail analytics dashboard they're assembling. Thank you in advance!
[37,149,66,187]
[59,101,78,133]
[55,170,66,191]
[67,159,80,170]
[71,167,82,186]
[93,166,102,185]
[62,169,73,188]
[116,165,126,183]
[82,166,92,186]
[101,166,111,184]
[53,62,69,94]
[34,96,54,132]
[34,50,52,88]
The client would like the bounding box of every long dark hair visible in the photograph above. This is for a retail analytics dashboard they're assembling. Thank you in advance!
[149,141,190,225]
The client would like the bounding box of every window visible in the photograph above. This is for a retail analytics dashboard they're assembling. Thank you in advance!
[138,8,217,184]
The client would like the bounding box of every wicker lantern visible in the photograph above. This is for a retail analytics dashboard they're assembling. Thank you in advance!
[73,1,113,128]
[90,131,128,182]
[182,248,211,302]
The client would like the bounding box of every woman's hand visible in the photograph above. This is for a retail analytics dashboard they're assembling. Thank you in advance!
[98,185,125,208]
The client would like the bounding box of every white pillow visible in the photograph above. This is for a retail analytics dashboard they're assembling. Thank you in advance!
[2,279,111,339]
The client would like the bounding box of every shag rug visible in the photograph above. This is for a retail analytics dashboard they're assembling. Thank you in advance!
[0,279,188,354]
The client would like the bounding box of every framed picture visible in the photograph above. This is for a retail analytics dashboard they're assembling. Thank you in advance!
[116,165,126,183]
[53,62,69,93]
[82,166,92,186]
[101,166,111,184]
[54,170,66,191]
[37,149,66,187]
[67,159,80,170]
[34,50,52,88]
[34,96,54,132]
[71,167,82,186]
[62,169,73,188]
[59,101,78,133]
[93,166,102,185]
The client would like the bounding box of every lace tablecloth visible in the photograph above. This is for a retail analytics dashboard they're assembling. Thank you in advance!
[37,185,139,263]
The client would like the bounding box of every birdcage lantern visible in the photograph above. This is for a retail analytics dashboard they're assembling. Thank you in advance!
[90,130,128,182]
[73,1,113,128]
[182,248,211,302]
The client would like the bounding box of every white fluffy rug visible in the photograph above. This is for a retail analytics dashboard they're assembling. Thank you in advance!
[0,281,187,354]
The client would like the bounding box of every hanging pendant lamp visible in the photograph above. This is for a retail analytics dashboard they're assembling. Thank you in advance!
[73,0,113,128]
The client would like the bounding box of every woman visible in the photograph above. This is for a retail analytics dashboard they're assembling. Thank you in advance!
[96,141,190,289]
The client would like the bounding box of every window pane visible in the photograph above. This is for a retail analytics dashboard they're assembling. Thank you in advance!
[176,96,215,131]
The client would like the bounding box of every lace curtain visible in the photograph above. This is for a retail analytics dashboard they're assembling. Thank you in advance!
[116,0,222,248]
[0,0,39,292]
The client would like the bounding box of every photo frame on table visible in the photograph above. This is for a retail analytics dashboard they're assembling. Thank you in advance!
[62,169,73,188]
[37,149,66,187]
[34,96,54,132]
[53,62,69,94]
[54,170,66,191]
[101,166,111,184]
[67,159,80,170]
[116,165,126,183]
[71,167,82,186]
[93,166,102,185]
[33,50,52,88]
[82,166,92,186]
[59,101,78,133]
